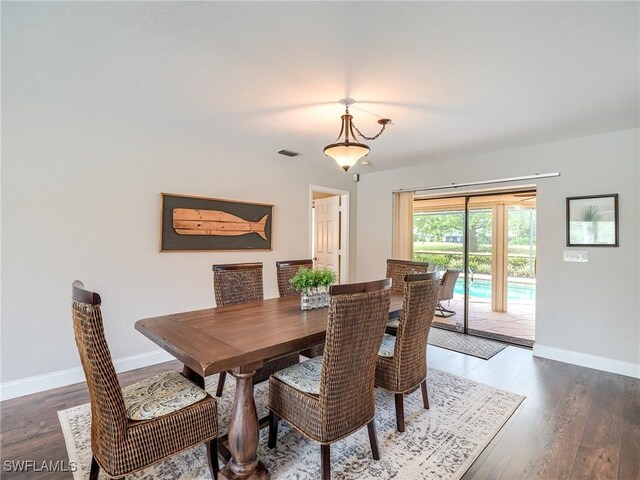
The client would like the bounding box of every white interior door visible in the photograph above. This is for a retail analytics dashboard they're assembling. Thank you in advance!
[314,196,340,279]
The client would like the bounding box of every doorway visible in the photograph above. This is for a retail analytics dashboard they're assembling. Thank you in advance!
[413,190,536,347]
[309,186,350,283]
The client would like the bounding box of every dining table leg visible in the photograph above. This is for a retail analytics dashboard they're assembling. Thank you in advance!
[183,364,205,388]
[220,363,269,480]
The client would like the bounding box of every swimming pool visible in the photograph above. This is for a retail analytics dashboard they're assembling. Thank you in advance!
[453,279,535,301]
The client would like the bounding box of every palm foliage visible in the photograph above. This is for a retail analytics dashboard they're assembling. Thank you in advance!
[575,205,603,223]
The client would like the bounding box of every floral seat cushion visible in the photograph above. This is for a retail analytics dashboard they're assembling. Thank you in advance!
[272,356,323,395]
[378,333,396,358]
[122,371,208,421]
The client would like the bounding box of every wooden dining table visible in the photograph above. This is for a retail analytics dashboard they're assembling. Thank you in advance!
[135,293,403,479]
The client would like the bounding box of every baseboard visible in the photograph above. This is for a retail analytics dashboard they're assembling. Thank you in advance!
[0,349,175,401]
[533,344,640,379]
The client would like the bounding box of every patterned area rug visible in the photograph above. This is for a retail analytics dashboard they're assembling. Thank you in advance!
[428,329,508,359]
[58,369,523,480]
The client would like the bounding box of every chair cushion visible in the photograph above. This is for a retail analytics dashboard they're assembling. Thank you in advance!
[122,371,208,421]
[272,356,323,395]
[387,318,400,329]
[378,333,396,358]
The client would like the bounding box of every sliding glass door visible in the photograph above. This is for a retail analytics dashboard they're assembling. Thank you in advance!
[466,197,496,338]
[412,191,536,346]
[504,198,536,344]
[413,197,466,332]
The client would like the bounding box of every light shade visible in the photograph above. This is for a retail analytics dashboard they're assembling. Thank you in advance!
[323,103,390,171]
[323,108,370,171]
[323,142,370,171]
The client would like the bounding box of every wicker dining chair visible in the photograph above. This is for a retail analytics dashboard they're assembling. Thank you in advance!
[386,259,429,293]
[276,259,313,297]
[386,271,438,335]
[71,281,219,480]
[375,274,439,432]
[212,263,300,397]
[276,259,324,358]
[267,279,392,480]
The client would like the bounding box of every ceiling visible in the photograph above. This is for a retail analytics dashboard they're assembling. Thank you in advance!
[3,2,639,173]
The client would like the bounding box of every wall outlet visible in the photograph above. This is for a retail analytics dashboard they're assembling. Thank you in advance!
[563,250,588,262]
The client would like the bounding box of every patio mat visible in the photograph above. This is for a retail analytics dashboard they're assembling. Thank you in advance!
[428,328,508,359]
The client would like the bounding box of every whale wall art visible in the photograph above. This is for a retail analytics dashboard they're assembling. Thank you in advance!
[160,193,273,251]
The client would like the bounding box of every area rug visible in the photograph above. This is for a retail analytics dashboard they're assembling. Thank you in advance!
[428,328,508,359]
[58,369,523,480]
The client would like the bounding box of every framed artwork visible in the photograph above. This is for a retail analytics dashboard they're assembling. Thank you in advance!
[566,194,618,247]
[161,193,273,251]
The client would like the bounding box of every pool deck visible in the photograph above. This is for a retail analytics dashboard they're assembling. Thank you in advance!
[432,297,535,347]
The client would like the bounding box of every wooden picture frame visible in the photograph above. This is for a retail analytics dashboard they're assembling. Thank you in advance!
[566,194,618,247]
[160,193,274,251]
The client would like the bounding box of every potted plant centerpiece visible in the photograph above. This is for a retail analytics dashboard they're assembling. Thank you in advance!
[289,267,337,310]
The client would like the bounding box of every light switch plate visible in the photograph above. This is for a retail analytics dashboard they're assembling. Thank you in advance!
[563,250,588,262]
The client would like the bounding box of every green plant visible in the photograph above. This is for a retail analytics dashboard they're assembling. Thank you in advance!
[315,267,337,287]
[575,205,603,242]
[575,205,603,223]
[289,267,314,292]
[289,267,337,292]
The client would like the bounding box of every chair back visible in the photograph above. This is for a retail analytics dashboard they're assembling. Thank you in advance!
[276,259,313,297]
[71,281,127,464]
[319,279,391,439]
[386,259,429,293]
[393,275,440,391]
[439,269,461,301]
[212,263,264,306]
[405,272,439,282]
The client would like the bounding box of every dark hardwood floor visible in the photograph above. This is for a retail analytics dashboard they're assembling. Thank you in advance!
[1,346,638,479]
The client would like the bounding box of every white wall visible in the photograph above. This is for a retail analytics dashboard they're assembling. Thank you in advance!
[0,3,364,399]
[357,129,640,377]
[0,93,356,396]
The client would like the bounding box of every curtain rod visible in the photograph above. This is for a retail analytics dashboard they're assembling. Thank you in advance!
[392,172,560,194]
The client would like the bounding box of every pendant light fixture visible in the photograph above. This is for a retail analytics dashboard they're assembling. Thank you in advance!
[323,100,391,171]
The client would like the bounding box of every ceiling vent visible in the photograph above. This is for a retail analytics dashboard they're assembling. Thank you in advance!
[278,149,300,157]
